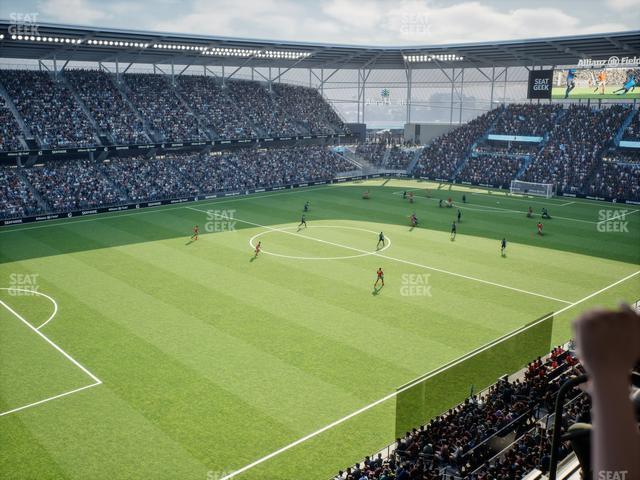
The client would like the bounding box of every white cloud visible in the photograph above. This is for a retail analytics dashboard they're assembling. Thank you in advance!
[38,0,109,24]
[20,0,635,45]
[606,0,640,10]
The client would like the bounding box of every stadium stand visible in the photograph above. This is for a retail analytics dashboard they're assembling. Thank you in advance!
[224,79,302,138]
[0,97,24,151]
[356,143,387,166]
[24,160,128,212]
[0,167,42,218]
[64,70,150,145]
[492,104,562,136]
[457,155,525,188]
[520,105,629,195]
[334,346,590,480]
[0,70,98,148]
[1,70,639,223]
[0,145,352,220]
[413,110,500,179]
[175,75,258,140]
[272,82,347,135]
[122,73,209,143]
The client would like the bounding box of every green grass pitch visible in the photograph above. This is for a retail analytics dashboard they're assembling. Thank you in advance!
[1,178,638,479]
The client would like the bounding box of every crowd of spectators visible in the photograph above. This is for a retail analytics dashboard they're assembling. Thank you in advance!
[414,110,499,179]
[225,80,302,138]
[174,145,352,193]
[0,69,348,151]
[0,167,42,218]
[0,145,352,219]
[65,70,150,145]
[24,160,127,212]
[457,155,525,188]
[355,143,387,166]
[622,109,640,141]
[272,83,346,135]
[492,104,562,137]
[334,346,585,480]
[0,70,97,148]
[123,73,208,143]
[103,156,200,201]
[521,105,629,195]
[0,97,24,151]
[386,146,416,170]
[587,159,640,200]
[175,76,257,140]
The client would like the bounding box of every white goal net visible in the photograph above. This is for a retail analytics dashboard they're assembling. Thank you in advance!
[510,180,555,198]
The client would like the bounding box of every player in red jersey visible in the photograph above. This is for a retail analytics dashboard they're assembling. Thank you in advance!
[374,267,384,288]
[191,225,199,241]
[254,241,261,257]
[537,222,543,235]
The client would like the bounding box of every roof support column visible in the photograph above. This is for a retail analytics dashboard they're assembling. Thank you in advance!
[490,66,495,110]
[459,68,465,124]
[222,64,225,87]
[405,66,412,124]
[53,55,57,81]
[503,67,508,105]
[450,67,455,125]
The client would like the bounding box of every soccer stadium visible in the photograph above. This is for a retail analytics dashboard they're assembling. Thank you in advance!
[0,3,639,480]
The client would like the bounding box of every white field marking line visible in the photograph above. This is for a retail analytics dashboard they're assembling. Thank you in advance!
[219,269,640,480]
[188,207,572,305]
[0,298,101,384]
[248,225,392,260]
[0,297,102,417]
[393,192,605,225]
[0,185,337,234]
[559,201,576,207]
[595,209,639,225]
[0,382,101,418]
[0,287,58,330]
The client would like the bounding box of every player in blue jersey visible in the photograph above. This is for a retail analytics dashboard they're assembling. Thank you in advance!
[613,69,638,95]
[564,69,577,98]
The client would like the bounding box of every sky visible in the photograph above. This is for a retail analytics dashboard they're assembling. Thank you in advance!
[0,0,638,46]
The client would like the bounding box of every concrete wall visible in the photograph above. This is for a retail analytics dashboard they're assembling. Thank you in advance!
[404,123,458,145]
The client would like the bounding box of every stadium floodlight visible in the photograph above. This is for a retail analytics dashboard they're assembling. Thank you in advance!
[510,180,555,198]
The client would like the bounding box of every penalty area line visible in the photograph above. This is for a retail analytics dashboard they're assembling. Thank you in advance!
[0,298,102,418]
[0,382,101,418]
[218,269,640,480]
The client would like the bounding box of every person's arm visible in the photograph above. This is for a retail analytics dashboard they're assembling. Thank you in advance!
[573,305,640,479]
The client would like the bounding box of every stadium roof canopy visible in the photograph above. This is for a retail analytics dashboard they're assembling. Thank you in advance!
[0,20,639,70]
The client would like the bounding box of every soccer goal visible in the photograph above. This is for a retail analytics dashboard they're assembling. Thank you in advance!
[510,180,555,198]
